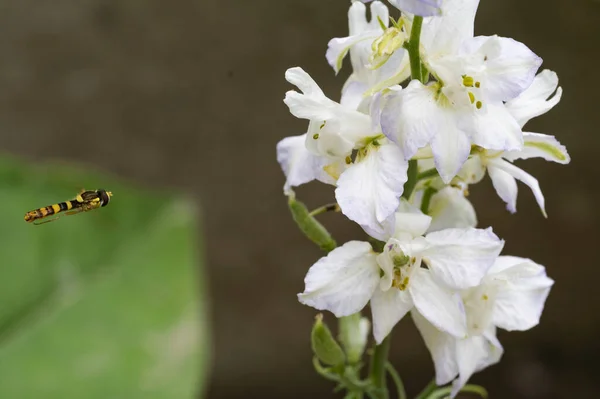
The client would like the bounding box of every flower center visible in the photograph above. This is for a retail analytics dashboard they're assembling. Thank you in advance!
[391,256,420,291]
[462,74,483,109]
[384,242,421,291]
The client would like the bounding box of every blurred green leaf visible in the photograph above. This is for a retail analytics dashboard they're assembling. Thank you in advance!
[0,156,208,398]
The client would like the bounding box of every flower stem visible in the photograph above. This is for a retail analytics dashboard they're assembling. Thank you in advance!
[385,362,407,399]
[420,186,436,214]
[402,160,418,200]
[426,384,488,399]
[408,16,424,82]
[369,335,391,399]
[309,203,340,217]
[414,379,437,399]
[416,168,438,181]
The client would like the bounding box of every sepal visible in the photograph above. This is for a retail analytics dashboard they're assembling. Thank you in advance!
[312,314,346,367]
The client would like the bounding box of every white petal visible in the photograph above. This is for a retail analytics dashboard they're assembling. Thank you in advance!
[420,0,480,56]
[451,328,503,398]
[489,158,547,217]
[394,199,432,238]
[489,256,554,331]
[462,282,497,336]
[361,212,396,242]
[368,2,390,30]
[487,163,518,214]
[467,102,523,152]
[298,241,379,317]
[460,35,542,101]
[412,310,459,385]
[503,132,570,164]
[276,134,335,193]
[380,81,438,160]
[349,1,389,35]
[285,67,325,97]
[410,269,468,337]
[327,31,380,74]
[452,337,485,396]
[505,69,562,128]
[364,49,411,96]
[341,78,369,111]
[348,1,369,34]
[305,119,356,159]
[336,141,408,233]
[430,113,471,183]
[388,0,442,16]
[284,68,338,120]
[371,287,414,344]
[457,154,486,184]
[422,227,504,289]
[427,186,477,232]
[494,285,553,331]
[480,327,504,369]
[490,255,545,277]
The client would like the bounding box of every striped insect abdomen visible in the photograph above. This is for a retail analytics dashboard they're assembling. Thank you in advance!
[23,201,76,223]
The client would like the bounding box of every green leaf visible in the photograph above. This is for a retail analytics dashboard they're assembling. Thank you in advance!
[0,157,208,398]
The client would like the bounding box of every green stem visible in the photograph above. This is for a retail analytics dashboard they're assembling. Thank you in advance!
[416,168,438,181]
[312,357,341,383]
[414,379,437,399]
[402,160,418,200]
[426,384,488,399]
[385,362,406,399]
[369,335,391,399]
[310,203,340,217]
[420,187,436,214]
[408,16,424,82]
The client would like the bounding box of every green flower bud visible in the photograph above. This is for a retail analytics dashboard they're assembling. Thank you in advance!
[311,314,346,366]
[288,196,337,252]
[338,313,370,364]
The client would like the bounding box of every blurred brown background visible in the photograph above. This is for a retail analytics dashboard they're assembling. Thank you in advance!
[0,0,597,397]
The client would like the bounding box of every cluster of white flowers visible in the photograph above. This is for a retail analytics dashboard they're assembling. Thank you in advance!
[277,0,568,395]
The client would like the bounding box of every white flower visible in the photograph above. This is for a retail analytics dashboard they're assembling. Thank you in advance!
[413,256,554,397]
[283,67,409,237]
[387,0,442,16]
[457,135,568,217]
[326,1,410,108]
[381,34,541,183]
[276,133,336,195]
[456,69,569,216]
[298,203,504,343]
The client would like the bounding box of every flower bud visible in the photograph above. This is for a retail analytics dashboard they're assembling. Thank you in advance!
[288,196,337,252]
[311,314,346,366]
[369,27,407,69]
[338,313,370,364]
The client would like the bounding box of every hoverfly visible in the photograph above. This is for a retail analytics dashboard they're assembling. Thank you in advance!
[24,189,113,225]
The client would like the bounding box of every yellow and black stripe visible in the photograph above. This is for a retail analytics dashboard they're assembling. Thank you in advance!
[24,189,112,224]
[24,199,81,223]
